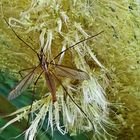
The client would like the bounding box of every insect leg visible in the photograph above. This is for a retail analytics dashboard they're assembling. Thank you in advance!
[51,72,95,131]
[51,31,104,62]
[3,18,40,59]
[18,67,36,78]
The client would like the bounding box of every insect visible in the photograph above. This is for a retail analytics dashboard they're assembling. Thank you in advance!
[3,17,104,131]
[4,18,103,103]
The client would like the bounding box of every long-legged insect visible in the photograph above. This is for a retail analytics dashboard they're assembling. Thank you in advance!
[4,17,103,131]
[4,17,103,103]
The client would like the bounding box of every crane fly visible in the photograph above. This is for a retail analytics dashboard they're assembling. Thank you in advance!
[4,18,103,103]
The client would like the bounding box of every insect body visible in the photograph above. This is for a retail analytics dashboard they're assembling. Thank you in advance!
[40,50,57,102]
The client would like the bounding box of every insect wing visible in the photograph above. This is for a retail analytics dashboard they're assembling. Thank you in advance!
[8,68,37,100]
[53,64,89,80]
[44,70,56,102]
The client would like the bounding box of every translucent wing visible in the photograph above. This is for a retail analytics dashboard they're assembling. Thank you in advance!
[53,64,89,80]
[8,67,38,100]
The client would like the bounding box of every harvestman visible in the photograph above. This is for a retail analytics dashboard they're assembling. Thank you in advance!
[4,17,103,127]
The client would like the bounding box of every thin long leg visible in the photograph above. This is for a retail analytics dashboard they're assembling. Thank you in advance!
[18,67,35,78]
[51,72,95,131]
[3,18,39,58]
[51,31,104,62]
